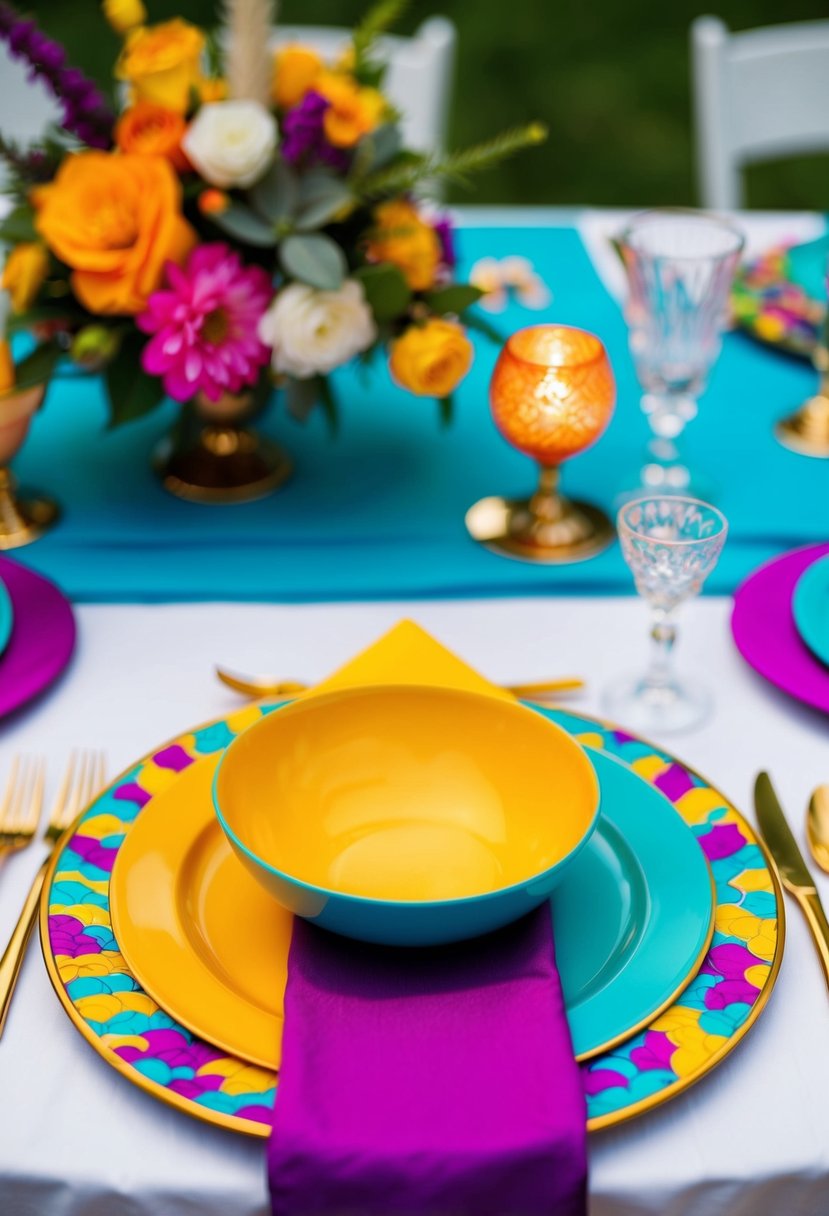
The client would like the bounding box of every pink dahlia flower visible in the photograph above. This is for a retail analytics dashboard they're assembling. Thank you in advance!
[138,244,273,403]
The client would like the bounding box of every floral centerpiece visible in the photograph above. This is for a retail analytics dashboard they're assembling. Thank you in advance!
[0,0,544,501]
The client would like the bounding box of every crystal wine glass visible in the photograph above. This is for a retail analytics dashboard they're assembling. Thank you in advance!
[619,209,744,497]
[603,495,728,733]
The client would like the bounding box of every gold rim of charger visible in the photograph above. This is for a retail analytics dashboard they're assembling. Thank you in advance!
[38,704,785,1137]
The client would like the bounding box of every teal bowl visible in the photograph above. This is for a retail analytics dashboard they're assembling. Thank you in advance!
[213,685,601,946]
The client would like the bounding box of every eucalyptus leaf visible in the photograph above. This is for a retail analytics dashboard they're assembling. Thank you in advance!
[317,374,339,434]
[208,202,277,249]
[249,162,299,223]
[10,341,61,393]
[249,368,275,416]
[425,284,484,316]
[280,233,347,291]
[294,170,354,231]
[104,333,165,428]
[0,205,37,245]
[463,311,503,344]
[361,123,402,172]
[354,263,411,321]
[6,302,85,333]
[284,375,321,423]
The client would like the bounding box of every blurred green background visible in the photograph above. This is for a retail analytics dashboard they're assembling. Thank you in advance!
[24,0,829,207]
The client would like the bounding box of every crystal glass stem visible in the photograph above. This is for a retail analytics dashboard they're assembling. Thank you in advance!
[644,607,678,694]
[641,392,699,492]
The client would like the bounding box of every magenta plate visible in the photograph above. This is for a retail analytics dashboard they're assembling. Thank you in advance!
[0,557,75,718]
[731,542,829,714]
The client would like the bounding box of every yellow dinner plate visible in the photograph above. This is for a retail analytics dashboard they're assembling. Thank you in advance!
[110,754,293,1071]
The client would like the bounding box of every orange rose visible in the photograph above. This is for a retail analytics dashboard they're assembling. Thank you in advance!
[199,77,228,103]
[116,19,205,113]
[35,151,196,315]
[366,199,441,292]
[272,45,324,109]
[389,319,474,398]
[2,242,49,313]
[115,102,189,170]
[315,72,385,147]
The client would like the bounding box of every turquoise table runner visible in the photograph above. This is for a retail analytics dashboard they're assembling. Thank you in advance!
[13,223,826,602]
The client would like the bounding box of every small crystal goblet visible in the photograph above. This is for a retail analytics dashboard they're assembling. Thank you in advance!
[603,495,728,734]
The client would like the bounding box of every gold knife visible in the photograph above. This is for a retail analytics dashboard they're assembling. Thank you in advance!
[755,771,829,989]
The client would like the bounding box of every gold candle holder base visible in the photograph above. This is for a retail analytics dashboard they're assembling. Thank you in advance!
[153,392,292,505]
[466,468,614,564]
[775,394,829,458]
[0,382,60,548]
[0,470,60,550]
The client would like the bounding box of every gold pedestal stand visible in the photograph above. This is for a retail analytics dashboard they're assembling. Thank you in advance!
[154,391,292,505]
[0,470,59,550]
[466,467,614,564]
[775,393,829,458]
[775,335,829,458]
[0,382,59,549]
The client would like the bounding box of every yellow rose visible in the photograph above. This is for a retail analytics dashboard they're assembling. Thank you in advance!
[272,45,324,109]
[116,19,205,113]
[367,199,441,292]
[389,319,474,398]
[315,71,385,147]
[2,242,49,314]
[35,151,196,315]
[102,0,146,36]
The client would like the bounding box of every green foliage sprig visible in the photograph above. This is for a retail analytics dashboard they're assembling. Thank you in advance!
[354,123,549,201]
[352,0,408,81]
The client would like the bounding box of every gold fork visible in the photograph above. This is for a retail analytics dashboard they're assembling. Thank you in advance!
[215,666,586,701]
[0,757,45,862]
[0,750,106,1038]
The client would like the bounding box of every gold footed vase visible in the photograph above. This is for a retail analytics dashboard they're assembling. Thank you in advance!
[154,390,292,505]
[466,466,614,563]
[0,383,59,549]
[775,332,829,457]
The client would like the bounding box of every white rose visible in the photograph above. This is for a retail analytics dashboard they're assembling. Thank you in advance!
[258,280,377,378]
[183,100,277,189]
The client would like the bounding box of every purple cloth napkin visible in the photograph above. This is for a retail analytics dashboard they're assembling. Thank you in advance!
[268,907,587,1216]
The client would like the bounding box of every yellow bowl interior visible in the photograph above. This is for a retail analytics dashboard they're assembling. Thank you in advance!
[216,685,599,903]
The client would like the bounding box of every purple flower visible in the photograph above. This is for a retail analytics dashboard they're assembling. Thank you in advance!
[0,2,113,148]
[281,90,349,172]
[434,215,456,269]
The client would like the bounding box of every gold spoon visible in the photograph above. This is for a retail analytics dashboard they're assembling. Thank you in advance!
[215,666,584,702]
[807,785,829,873]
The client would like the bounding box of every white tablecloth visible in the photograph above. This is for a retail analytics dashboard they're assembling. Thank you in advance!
[2,596,828,1215]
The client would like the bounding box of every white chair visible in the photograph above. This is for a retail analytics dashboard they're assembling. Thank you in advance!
[0,42,61,189]
[273,17,456,156]
[692,15,829,209]
[0,17,456,161]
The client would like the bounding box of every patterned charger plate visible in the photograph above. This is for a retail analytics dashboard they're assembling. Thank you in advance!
[732,242,825,359]
[40,703,784,1135]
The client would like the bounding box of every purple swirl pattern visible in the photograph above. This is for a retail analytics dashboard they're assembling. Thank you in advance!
[43,705,782,1134]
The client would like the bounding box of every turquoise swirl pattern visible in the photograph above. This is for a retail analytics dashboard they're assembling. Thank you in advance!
[42,705,783,1134]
